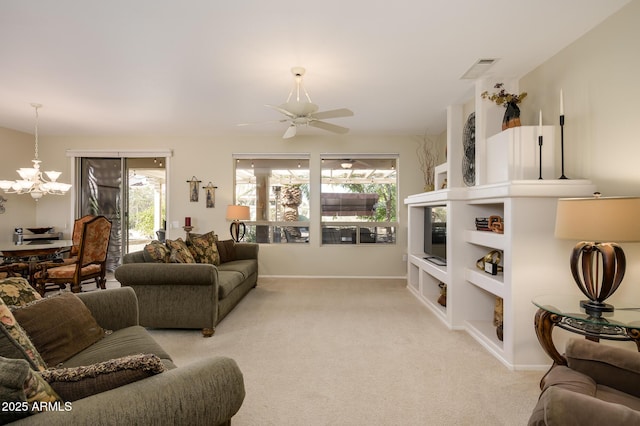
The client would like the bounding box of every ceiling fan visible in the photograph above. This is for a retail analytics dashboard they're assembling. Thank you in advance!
[242,67,354,139]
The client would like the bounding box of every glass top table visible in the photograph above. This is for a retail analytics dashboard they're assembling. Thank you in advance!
[532,295,640,365]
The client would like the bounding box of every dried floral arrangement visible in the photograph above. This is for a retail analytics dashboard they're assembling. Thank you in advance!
[481,83,527,106]
[417,134,438,190]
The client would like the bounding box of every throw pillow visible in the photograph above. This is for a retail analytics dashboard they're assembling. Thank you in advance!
[0,356,61,424]
[217,239,237,263]
[0,298,47,371]
[40,353,166,401]
[187,231,220,265]
[0,277,41,307]
[166,238,196,263]
[11,293,105,367]
[143,240,171,263]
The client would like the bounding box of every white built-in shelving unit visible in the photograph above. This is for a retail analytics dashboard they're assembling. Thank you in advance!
[405,80,597,370]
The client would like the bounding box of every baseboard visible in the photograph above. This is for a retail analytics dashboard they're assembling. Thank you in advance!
[260,274,406,280]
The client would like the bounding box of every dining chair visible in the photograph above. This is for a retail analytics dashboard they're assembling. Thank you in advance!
[58,214,95,265]
[34,215,112,296]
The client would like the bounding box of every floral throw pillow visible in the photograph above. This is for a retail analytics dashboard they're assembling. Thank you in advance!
[0,356,61,424]
[0,277,41,307]
[143,240,171,263]
[0,298,47,372]
[187,231,220,265]
[166,238,196,263]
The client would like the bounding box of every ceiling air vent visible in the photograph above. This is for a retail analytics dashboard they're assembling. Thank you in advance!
[460,58,499,80]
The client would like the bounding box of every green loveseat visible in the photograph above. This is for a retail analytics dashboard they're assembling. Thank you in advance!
[114,242,258,337]
[4,286,245,426]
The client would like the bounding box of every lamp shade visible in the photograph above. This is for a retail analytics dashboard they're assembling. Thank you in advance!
[226,205,250,221]
[555,196,640,242]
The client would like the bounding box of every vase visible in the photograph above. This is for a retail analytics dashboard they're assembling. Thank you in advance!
[502,102,521,130]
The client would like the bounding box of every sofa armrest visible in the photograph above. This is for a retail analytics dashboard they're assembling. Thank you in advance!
[76,287,139,331]
[566,338,640,398]
[234,242,258,261]
[529,385,640,426]
[115,263,218,287]
[11,356,245,426]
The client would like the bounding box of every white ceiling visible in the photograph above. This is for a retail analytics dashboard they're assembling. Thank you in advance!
[0,0,630,138]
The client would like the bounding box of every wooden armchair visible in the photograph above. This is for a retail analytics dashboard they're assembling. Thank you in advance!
[58,214,95,265]
[34,215,112,296]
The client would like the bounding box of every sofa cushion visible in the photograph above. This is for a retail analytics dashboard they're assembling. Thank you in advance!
[217,259,257,280]
[217,271,245,299]
[0,298,47,371]
[41,353,166,402]
[0,356,61,424]
[166,238,196,263]
[12,293,105,368]
[143,240,171,263]
[60,325,174,369]
[187,231,220,265]
[0,277,41,307]
[217,239,237,263]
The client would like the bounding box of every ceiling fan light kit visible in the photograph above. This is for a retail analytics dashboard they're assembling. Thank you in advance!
[247,67,353,139]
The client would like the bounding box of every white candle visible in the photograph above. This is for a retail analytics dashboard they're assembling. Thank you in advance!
[539,110,543,135]
[560,89,564,115]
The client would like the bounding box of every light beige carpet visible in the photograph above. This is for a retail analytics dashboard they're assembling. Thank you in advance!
[148,277,542,425]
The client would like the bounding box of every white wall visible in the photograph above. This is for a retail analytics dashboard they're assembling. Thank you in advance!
[29,131,426,277]
[0,127,37,240]
[519,0,640,304]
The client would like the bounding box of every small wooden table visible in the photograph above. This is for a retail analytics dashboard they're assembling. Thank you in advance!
[0,240,73,285]
[533,295,640,365]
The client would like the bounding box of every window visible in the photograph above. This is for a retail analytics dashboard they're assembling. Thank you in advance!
[234,155,310,244]
[320,155,398,244]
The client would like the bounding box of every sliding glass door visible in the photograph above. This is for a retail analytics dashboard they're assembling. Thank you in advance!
[77,157,166,271]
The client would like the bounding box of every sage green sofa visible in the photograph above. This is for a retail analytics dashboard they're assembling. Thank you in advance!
[114,242,258,337]
[6,287,245,426]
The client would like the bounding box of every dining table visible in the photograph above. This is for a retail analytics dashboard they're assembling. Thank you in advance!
[0,239,73,285]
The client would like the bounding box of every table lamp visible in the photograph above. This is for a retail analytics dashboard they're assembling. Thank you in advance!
[555,194,640,316]
[226,205,250,242]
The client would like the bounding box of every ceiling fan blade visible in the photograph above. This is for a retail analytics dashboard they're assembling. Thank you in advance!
[283,124,297,139]
[309,120,350,134]
[310,108,354,120]
[265,104,296,118]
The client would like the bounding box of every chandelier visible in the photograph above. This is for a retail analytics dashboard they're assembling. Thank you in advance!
[0,103,72,200]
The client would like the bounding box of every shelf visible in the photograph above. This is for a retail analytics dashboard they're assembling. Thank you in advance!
[465,268,505,298]
[464,230,505,250]
[409,254,447,283]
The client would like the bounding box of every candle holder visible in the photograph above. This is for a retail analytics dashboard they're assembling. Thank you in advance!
[183,225,193,236]
[559,115,568,179]
[538,135,544,180]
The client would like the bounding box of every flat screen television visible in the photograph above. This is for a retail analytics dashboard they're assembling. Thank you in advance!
[423,206,447,266]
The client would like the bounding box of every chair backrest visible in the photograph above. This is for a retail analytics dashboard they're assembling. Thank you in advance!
[77,216,112,267]
[70,215,95,256]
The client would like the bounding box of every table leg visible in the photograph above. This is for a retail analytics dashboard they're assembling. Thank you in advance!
[626,328,640,352]
[534,308,567,366]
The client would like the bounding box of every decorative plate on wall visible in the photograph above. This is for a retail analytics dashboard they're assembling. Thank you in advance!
[462,112,476,187]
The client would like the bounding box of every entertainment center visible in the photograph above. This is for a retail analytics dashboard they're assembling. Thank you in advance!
[405,82,596,370]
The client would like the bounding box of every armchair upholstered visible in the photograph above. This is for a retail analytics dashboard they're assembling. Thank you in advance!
[529,338,640,425]
[34,216,112,295]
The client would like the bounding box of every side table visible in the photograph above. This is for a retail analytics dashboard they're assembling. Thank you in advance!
[533,295,640,365]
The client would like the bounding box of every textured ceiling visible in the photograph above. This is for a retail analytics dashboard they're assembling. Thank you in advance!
[0,0,630,138]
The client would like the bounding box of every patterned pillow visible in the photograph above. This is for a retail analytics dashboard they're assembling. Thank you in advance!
[217,239,237,263]
[11,293,105,367]
[0,298,47,371]
[166,238,196,263]
[187,231,220,265]
[143,240,171,263]
[0,356,61,424]
[40,354,165,401]
[0,277,41,307]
